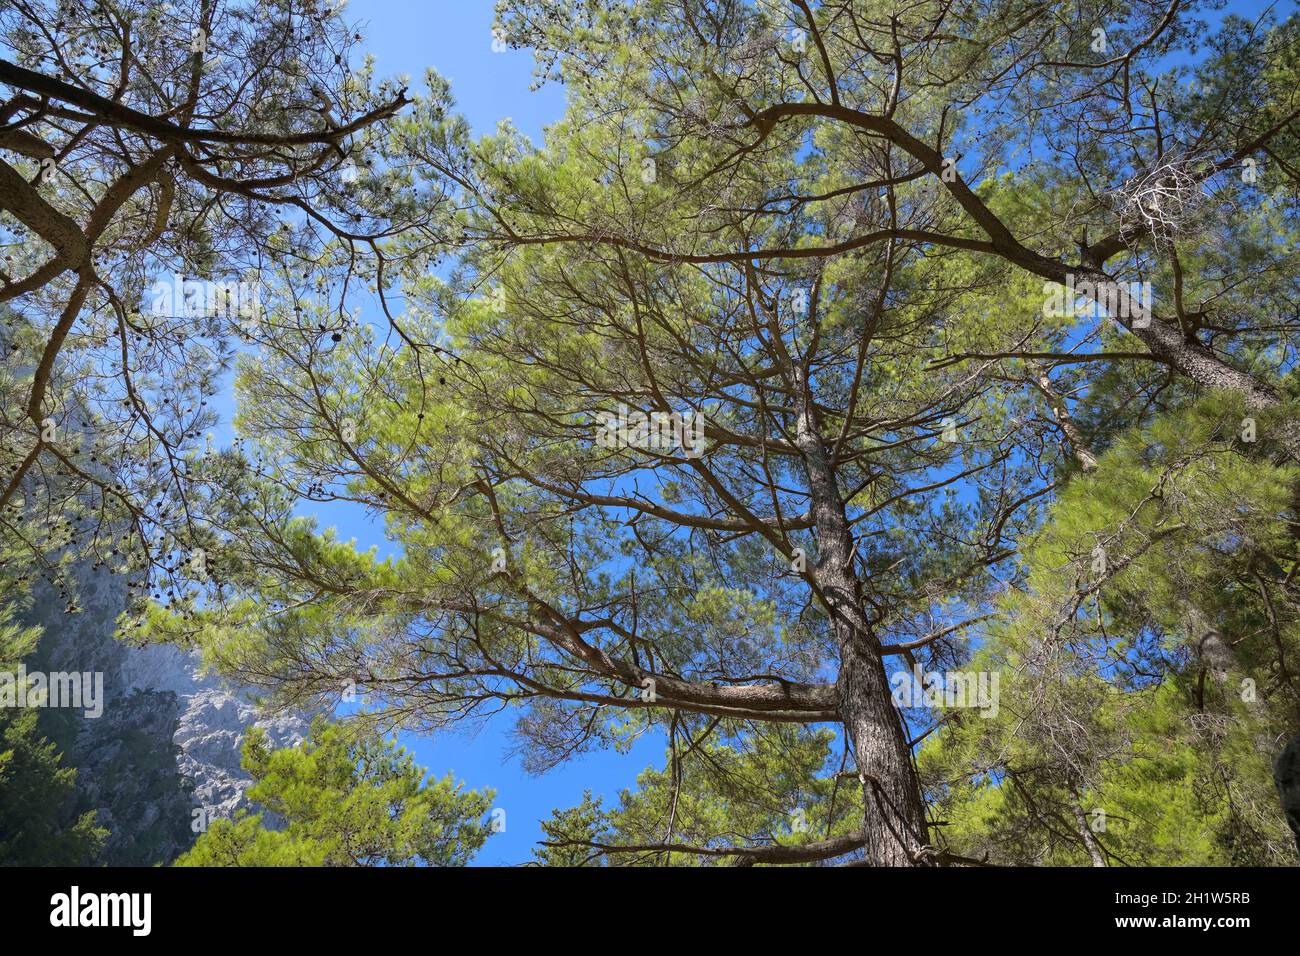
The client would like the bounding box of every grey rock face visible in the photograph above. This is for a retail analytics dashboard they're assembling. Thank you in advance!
[64,687,192,866]
[23,563,312,865]
[120,642,313,823]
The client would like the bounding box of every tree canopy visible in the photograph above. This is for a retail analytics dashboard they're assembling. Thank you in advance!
[175,718,494,866]
[4,0,1300,866]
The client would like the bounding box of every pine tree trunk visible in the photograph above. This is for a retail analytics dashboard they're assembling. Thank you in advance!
[1075,275,1300,464]
[1068,791,1108,866]
[792,368,929,866]
[837,624,930,865]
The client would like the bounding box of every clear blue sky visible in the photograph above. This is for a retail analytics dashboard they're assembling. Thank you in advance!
[351,0,565,141]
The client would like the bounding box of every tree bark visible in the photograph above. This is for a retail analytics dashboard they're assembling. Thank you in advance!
[792,368,929,865]
[1068,791,1108,867]
[837,629,930,864]
[1028,361,1099,473]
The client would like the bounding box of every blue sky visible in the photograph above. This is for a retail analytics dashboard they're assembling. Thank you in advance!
[163,0,662,868]
[231,0,1287,866]
[321,0,663,867]
[351,0,565,142]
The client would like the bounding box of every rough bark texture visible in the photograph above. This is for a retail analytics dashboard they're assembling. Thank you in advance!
[792,369,929,866]
[1062,270,1300,465]
[837,632,930,865]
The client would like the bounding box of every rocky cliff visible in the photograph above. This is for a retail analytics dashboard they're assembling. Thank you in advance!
[24,562,312,865]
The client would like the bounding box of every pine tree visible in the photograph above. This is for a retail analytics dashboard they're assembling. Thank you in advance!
[175,718,494,867]
[0,602,106,865]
